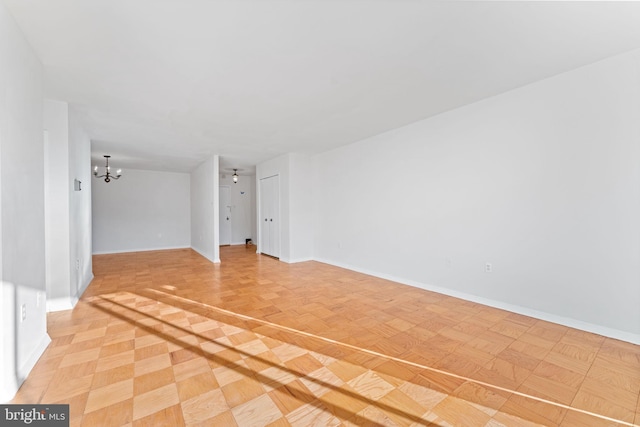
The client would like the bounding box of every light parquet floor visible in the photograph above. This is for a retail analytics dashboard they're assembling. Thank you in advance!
[11,245,640,426]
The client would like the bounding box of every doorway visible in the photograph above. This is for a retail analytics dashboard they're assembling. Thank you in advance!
[219,185,231,246]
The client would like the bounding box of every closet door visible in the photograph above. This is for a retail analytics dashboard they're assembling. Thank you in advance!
[259,175,279,258]
[260,177,270,254]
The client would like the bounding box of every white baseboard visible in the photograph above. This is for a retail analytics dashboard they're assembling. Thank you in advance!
[2,332,51,401]
[17,333,51,382]
[46,296,75,312]
[281,257,314,264]
[314,257,640,345]
[92,245,190,255]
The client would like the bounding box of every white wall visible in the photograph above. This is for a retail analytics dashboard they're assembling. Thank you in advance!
[314,50,640,343]
[43,101,94,311]
[0,1,49,401]
[289,154,315,262]
[219,173,256,245]
[68,107,94,300]
[191,155,220,262]
[43,100,71,306]
[92,168,190,254]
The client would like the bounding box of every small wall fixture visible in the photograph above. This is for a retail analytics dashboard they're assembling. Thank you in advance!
[93,155,122,183]
[232,169,238,184]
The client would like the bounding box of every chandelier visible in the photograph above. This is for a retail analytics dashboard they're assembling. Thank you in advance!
[93,155,122,183]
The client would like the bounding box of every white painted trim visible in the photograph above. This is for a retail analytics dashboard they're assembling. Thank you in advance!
[17,333,50,382]
[46,297,75,312]
[314,257,640,345]
[92,245,190,255]
[281,257,313,264]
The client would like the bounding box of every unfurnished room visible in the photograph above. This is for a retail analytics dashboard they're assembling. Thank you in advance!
[1,1,639,426]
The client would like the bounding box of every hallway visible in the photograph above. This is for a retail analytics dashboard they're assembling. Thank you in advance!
[11,245,640,426]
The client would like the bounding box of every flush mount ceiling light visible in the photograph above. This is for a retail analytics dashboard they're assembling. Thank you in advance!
[93,155,122,183]
[233,169,238,184]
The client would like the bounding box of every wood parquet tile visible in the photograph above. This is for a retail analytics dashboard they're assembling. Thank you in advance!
[10,245,640,426]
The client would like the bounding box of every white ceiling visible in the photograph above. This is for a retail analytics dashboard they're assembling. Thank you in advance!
[6,1,640,174]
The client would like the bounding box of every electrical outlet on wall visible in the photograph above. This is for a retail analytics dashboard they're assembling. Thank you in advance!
[21,304,26,322]
[75,259,80,270]
[485,263,492,273]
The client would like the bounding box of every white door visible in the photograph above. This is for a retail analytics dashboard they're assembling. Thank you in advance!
[219,186,231,246]
[259,175,279,257]
[260,178,270,253]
